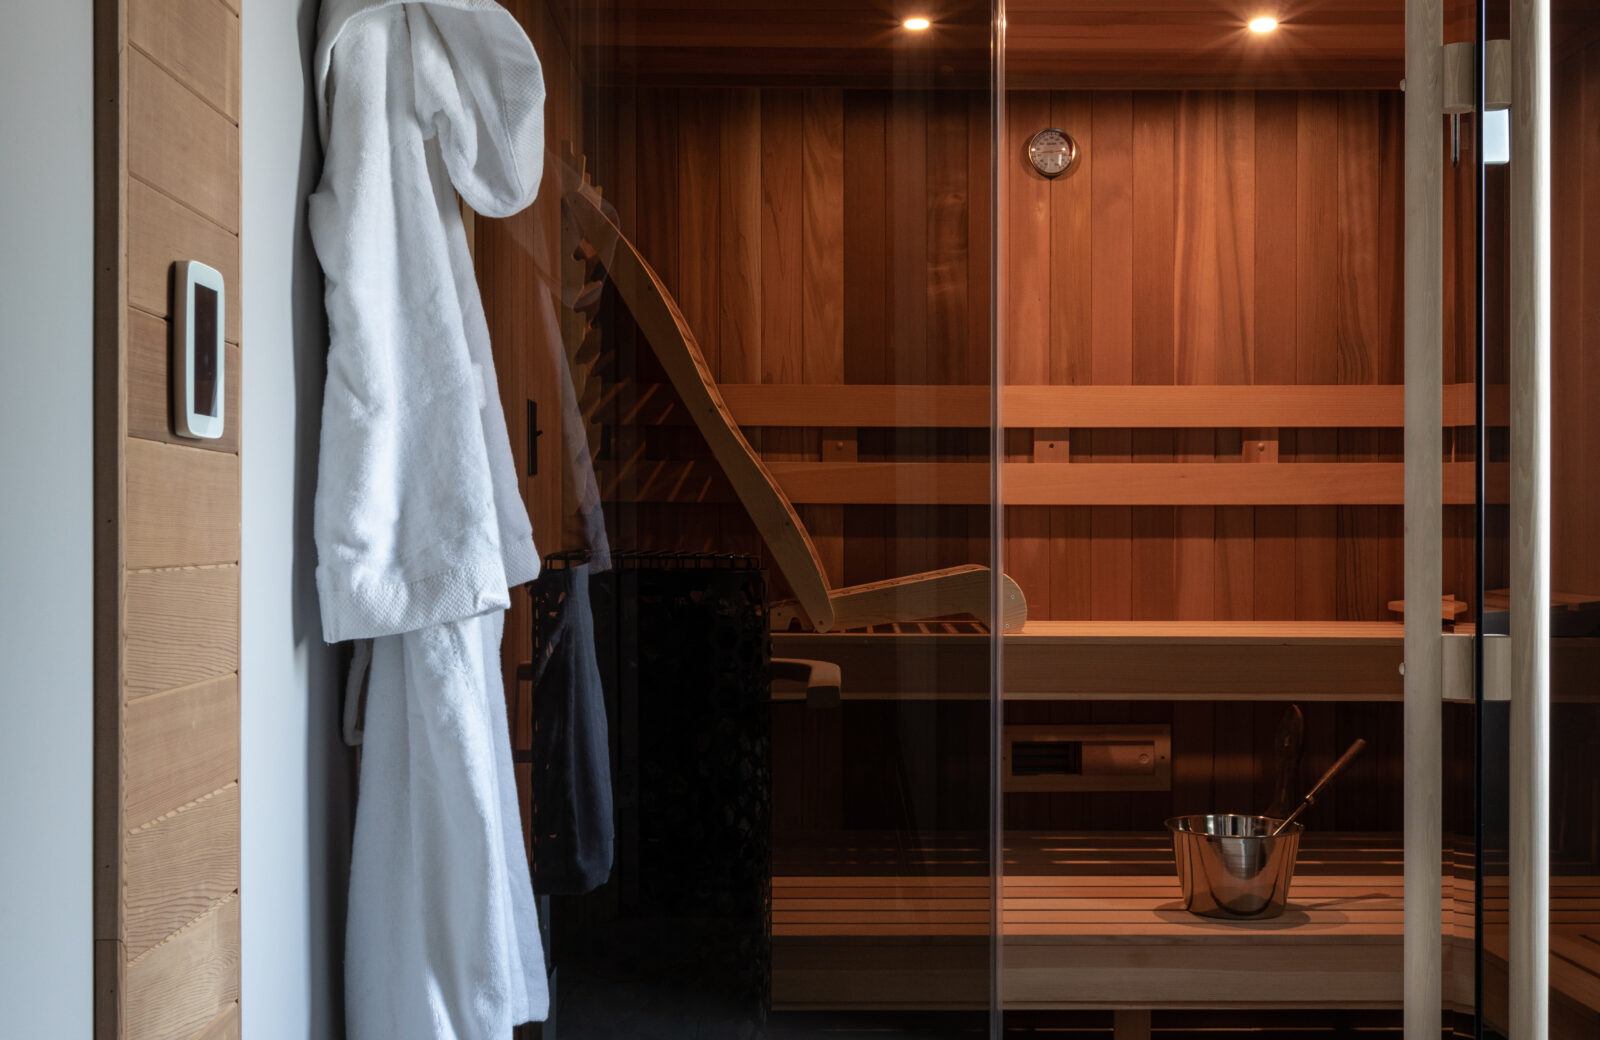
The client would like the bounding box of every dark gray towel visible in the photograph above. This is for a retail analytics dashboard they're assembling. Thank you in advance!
[529,564,615,895]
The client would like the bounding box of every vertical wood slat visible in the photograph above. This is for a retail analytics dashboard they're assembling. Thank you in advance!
[802,88,846,584]
[1403,0,1445,1030]
[1510,0,1553,1031]
[93,1,132,1033]
[1006,91,1053,618]
[1132,92,1177,622]
[1089,92,1134,622]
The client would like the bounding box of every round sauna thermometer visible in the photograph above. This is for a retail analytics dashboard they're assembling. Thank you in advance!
[1027,127,1078,179]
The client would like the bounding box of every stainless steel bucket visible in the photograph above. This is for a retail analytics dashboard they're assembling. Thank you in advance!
[1166,813,1304,919]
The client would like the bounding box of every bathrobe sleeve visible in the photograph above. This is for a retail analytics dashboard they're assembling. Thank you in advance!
[308,2,543,643]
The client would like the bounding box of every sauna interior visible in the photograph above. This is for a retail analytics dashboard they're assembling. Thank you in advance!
[470,0,1600,1037]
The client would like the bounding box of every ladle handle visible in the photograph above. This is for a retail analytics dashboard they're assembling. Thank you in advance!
[1271,738,1367,836]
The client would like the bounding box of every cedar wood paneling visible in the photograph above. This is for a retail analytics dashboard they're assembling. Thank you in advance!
[96,0,243,1036]
[585,87,1432,624]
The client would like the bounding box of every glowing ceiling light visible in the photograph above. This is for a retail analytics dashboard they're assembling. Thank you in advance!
[903,16,932,30]
[1248,16,1279,32]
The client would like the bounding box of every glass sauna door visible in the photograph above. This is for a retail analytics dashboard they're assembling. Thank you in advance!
[997,4,1419,1036]
[471,1,1005,1037]
[1456,0,1599,1037]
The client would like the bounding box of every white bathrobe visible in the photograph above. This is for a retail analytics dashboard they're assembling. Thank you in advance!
[309,1,548,1035]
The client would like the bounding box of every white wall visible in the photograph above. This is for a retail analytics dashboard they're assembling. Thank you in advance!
[240,1,355,1037]
[0,1,95,1034]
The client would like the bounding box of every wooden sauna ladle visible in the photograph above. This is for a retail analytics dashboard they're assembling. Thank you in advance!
[1270,738,1367,836]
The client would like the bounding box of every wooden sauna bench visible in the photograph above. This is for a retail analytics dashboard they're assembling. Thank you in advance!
[771,831,1413,1012]
[772,620,1406,702]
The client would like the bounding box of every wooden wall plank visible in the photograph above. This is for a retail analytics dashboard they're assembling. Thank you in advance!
[192,1004,240,1040]
[1215,92,1257,386]
[124,894,240,1040]
[677,91,722,376]
[127,308,240,452]
[802,88,846,583]
[589,459,1496,506]
[124,782,240,961]
[803,89,846,384]
[127,49,239,234]
[125,439,241,570]
[124,676,239,826]
[1131,92,1177,622]
[127,178,240,342]
[127,0,241,122]
[1049,91,1093,387]
[1047,106,1093,619]
[1293,93,1341,621]
[715,382,1467,429]
[761,90,804,386]
[718,88,762,384]
[843,92,889,385]
[887,93,930,385]
[966,90,992,387]
[926,91,969,386]
[1089,92,1135,621]
[1007,92,1054,618]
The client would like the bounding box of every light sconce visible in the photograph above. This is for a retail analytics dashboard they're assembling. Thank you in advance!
[903,16,932,31]
[1248,16,1279,32]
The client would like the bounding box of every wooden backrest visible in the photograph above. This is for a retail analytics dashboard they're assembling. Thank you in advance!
[563,184,837,631]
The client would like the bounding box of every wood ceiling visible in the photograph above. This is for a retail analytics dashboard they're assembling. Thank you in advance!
[565,0,1600,89]
[569,0,1403,88]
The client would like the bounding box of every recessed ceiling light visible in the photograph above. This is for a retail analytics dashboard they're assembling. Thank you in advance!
[903,16,932,31]
[1248,16,1279,32]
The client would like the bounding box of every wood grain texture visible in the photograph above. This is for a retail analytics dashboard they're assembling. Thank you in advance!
[719,88,762,383]
[125,438,241,569]
[127,308,240,452]
[1402,0,1445,1029]
[124,676,239,827]
[124,565,239,700]
[124,783,240,962]
[127,48,239,233]
[192,1004,241,1040]
[124,893,240,1040]
[713,382,1465,428]
[595,85,1413,624]
[127,0,240,121]
[101,0,243,1033]
[127,177,241,342]
[612,459,1496,506]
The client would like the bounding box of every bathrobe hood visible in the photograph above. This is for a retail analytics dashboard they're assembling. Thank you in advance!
[315,0,545,216]
[310,0,545,643]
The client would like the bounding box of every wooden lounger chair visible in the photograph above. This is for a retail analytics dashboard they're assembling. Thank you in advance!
[561,166,1026,634]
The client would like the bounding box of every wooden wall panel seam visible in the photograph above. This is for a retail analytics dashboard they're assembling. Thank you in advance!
[126,40,240,127]
[128,171,237,243]
[124,671,240,706]
[126,48,240,232]
[126,781,240,838]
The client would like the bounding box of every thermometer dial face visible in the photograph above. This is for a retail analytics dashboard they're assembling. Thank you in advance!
[1028,128,1077,179]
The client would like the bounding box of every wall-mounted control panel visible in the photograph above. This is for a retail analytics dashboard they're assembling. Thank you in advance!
[171,260,225,440]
